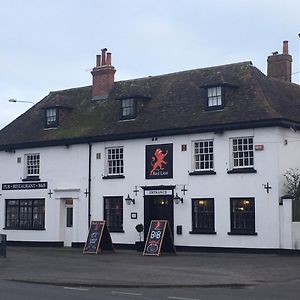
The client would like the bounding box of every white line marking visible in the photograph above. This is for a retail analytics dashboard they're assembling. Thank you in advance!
[63,287,89,291]
[168,297,200,300]
[112,291,143,296]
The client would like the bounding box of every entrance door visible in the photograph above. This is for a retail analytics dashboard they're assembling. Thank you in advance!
[144,195,174,240]
[64,198,73,247]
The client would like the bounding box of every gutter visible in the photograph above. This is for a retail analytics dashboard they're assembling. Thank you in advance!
[88,143,92,229]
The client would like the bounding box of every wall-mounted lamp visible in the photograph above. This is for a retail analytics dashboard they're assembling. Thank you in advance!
[125,194,135,205]
[173,193,183,204]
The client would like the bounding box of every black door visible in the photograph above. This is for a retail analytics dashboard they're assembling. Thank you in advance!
[144,195,174,240]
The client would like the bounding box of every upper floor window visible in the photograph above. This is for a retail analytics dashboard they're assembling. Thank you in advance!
[206,86,223,109]
[25,153,40,179]
[229,198,256,235]
[231,137,254,168]
[121,98,136,120]
[45,108,58,128]
[193,140,214,172]
[105,146,124,176]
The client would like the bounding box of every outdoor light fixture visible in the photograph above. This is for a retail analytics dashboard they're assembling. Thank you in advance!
[173,193,183,204]
[125,194,135,205]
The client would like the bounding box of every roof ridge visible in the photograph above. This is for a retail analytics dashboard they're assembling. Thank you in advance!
[116,61,253,83]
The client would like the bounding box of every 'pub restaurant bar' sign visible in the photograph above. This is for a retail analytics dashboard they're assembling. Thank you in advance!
[145,143,173,179]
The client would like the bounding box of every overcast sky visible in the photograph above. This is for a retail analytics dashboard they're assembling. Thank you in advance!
[1,0,300,129]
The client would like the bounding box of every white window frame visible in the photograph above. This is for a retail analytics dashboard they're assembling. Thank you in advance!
[192,139,214,171]
[207,86,222,107]
[45,108,58,127]
[105,146,124,176]
[230,137,254,169]
[25,153,40,178]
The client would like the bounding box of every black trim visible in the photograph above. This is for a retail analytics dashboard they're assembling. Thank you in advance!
[120,98,137,120]
[204,85,225,111]
[141,185,176,190]
[22,176,41,182]
[102,175,125,180]
[189,170,216,176]
[228,232,258,236]
[1,118,300,151]
[7,241,64,247]
[3,227,45,231]
[189,231,217,235]
[227,168,257,174]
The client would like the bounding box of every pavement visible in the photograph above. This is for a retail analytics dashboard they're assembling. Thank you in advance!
[1,246,300,288]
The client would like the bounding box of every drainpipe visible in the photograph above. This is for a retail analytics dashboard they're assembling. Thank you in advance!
[88,143,92,229]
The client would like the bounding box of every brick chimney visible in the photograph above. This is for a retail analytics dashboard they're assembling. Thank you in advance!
[91,48,116,100]
[267,41,292,82]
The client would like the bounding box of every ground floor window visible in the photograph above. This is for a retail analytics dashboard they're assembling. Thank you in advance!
[5,199,45,230]
[230,198,256,235]
[104,196,123,232]
[191,198,215,233]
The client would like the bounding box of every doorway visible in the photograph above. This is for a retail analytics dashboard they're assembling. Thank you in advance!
[144,195,174,240]
[64,198,73,247]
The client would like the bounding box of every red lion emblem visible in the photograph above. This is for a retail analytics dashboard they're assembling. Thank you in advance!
[150,148,168,175]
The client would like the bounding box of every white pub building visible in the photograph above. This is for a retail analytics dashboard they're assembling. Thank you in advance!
[1,42,300,251]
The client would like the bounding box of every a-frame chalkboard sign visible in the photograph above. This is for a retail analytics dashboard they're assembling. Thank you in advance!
[83,221,114,254]
[143,220,176,256]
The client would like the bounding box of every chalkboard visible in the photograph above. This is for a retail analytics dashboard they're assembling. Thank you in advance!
[83,221,114,254]
[143,220,176,256]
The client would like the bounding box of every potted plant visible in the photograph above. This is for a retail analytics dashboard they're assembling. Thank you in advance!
[135,223,144,252]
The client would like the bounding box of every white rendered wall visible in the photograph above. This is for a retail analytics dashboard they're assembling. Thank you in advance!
[0,126,296,249]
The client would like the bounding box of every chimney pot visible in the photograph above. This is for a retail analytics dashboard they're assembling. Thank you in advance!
[106,52,112,65]
[101,48,107,65]
[96,55,101,67]
[283,40,289,54]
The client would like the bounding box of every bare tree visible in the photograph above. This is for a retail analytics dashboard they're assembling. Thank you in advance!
[283,168,300,201]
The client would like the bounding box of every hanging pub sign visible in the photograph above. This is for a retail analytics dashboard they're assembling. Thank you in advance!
[143,220,176,256]
[83,221,114,254]
[145,143,173,179]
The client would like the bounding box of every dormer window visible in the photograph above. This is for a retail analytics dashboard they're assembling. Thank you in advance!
[121,98,136,120]
[206,86,224,110]
[45,108,58,128]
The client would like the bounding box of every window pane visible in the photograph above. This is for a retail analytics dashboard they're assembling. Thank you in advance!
[193,140,214,171]
[6,199,45,229]
[231,137,254,168]
[106,147,124,175]
[192,199,215,232]
[104,197,123,230]
[230,198,255,233]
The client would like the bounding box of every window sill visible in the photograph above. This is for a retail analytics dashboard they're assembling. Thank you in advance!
[109,229,125,233]
[189,231,216,235]
[22,176,41,182]
[3,227,45,231]
[227,168,257,174]
[102,175,125,180]
[227,232,257,236]
[189,170,216,176]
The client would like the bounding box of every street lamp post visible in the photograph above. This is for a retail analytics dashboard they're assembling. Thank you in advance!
[8,99,35,104]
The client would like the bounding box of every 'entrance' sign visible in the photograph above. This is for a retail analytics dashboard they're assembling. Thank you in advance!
[83,221,114,254]
[143,220,176,256]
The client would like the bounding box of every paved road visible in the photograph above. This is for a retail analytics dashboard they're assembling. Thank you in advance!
[1,280,300,300]
[1,247,300,299]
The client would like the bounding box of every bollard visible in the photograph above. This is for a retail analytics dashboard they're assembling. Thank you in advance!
[0,234,7,258]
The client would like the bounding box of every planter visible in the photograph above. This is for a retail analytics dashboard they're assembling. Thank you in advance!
[135,241,145,252]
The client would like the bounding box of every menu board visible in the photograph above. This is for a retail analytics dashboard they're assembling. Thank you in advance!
[143,220,176,256]
[83,221,114,254]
